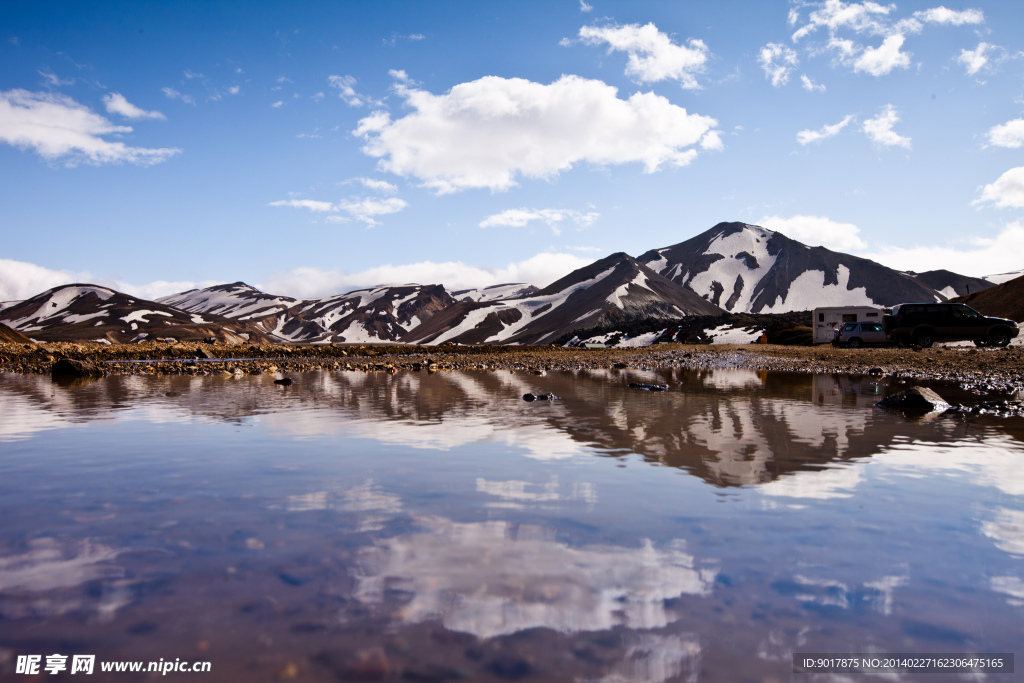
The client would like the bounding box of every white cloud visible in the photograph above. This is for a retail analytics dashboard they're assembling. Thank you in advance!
[914,6,984,25]
[801,74,826,91]
[869,221,1024,276]
[102,92,166,120]
[38,69,74,87]
[786,2,982,78]
[161,87,195,106]
[270,100,284,108]
[853,34,911,76]
[975,167,1024,209]
[334,197,408,226]
[264,251,596,297]
[958,42,993,76]
[479,208,599,235]
[759,215,867,251]
[228,85,241,95]
[0,89,181,166]
[579,0,592,11]
[797,114,853,145]
[578,22,709,88]
[268,199,335,212]
[758,43,799,86]
[348,177,398,193]
[0,257,218,303]
[862,104,910,148]
[269,196,407,226]
[327,74,380,107]
[987,119,1024,149]
[183,69,204,79]
[354,74,719,194]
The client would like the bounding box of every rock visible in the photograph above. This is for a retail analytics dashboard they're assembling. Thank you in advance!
[613,362,628,369]
[274,377,293,386]
[876,386,950,412]
[523,393,536,402]
[196,346,214,359]
[51,358,103,378]
[628,382,669,391]
[868,367,884,376]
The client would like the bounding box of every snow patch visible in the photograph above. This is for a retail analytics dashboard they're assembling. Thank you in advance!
[758,265,875,313]
[706,325,763,344]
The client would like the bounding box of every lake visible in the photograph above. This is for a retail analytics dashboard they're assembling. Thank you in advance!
[1,368,1022,681]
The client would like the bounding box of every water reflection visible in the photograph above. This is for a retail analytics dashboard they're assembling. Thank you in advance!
[0,369,1002,488]
[2,371,1024,681]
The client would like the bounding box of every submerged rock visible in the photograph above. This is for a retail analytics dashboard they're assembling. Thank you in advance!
[876,386,949,412]
[628,382,669,392]
[523,393,560,401]
[274,377,293,386]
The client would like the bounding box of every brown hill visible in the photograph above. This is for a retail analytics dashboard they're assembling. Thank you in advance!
[0,322,32,344]
[952,274,1024,322]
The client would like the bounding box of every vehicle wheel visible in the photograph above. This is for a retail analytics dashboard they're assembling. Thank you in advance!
[847,338,862,349]
[989,328,1011,347]
[913,330,934,348]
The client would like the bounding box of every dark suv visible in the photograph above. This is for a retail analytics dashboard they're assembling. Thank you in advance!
[883,303,1019,348]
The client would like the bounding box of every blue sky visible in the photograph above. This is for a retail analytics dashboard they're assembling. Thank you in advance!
[2,0,1023,301]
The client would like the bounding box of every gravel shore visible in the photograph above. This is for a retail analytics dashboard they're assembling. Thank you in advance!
[3,340,1024,394]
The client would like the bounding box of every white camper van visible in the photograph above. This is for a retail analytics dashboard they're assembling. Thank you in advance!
[812,306,886,344]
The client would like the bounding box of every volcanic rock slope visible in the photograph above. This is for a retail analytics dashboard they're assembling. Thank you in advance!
[0,284,271,344]
[636,222,991,313]
[402,252,724,345]
[159,282,456,343]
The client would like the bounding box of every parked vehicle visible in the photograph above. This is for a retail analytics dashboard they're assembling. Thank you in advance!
[811,306,886,344]
[883,303,1019,348]
[832,321,891,348]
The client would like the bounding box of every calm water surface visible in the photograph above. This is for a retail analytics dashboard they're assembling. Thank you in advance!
[1,368,1022,682]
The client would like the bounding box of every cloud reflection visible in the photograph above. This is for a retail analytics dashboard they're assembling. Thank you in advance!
[354,517,716,639]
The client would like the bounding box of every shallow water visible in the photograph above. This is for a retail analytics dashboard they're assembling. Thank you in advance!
[0,368,1022,682]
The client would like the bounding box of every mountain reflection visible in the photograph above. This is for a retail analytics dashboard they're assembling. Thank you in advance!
[0,368,1013,489]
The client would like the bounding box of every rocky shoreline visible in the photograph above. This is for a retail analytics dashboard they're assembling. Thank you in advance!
[2,339,1023,394]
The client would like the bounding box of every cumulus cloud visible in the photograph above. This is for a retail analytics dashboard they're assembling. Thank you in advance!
[327,75,380,107]
[958,42,994,76]
[0,257,218,303]
[986,119,1024,149]
[852,34,910,75]
[914,6,984,25]
[796,114,853,145]
[801,74,826,91]
[759,215,867,251]
[264,251,596,297]
[758,43,799,86]
[102,92,166,120]
[577,22,709,88]
[862,104,910,148]
[579,0,592,11]
[869,222,1024,276]
[269,196,407,226]
[353,74,719,194]
[782,2,983,80]
[975,167,1024,209]
[0,89,181,166]
[479,208,599,235]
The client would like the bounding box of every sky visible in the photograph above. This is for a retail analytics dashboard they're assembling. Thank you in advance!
[2,0,1024,302]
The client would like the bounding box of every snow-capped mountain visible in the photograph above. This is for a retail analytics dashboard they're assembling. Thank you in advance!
[0,284,270,344]
[157,282,300,320]
[450,283,539,303]
[983,268,1024,286]
[160,282,456,343]
[637,222,992,313]
[402,252,724,345]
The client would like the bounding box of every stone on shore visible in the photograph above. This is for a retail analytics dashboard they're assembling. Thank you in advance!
[876,386,949,412]
[51,358,103,378]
